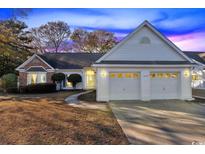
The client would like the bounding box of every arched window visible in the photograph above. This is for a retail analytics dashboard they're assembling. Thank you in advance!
[140,36,151,44]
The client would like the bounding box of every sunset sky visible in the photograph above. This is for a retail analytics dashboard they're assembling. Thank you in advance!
[1,8,205,51]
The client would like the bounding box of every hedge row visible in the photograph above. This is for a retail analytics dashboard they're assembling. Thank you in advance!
[19,83,56,93]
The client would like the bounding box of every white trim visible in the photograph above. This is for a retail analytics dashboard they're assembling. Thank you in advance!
[191,59,205,67]
[27,72,47,85]
[92,64,193,68]
[96,20,193,63]
[16,54,55,71]
[26,66,47,72]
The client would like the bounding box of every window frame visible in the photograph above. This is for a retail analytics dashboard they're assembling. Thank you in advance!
[27,72,47,85]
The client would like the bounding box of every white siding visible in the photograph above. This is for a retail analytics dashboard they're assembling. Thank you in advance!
[96,67,192,101]
[103,27,186,61]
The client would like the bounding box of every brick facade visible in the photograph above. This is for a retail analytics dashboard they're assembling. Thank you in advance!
[18,56,54,86]
[47,72,54,83]
[19,72,27,86]
[22,57,52,70]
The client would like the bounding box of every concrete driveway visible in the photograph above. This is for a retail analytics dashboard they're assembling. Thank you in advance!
[109,100,205,144]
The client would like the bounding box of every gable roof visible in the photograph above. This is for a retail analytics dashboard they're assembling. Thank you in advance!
[39,53,104,69]
[16,54,55,71]
[26,66,47,72]
[95,20,193,64]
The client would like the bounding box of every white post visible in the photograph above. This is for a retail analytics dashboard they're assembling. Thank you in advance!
[96,68,109,102]
[140,70,151,101]
[180,68,192,100]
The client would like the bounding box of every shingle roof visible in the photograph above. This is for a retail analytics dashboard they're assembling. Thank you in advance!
[36,52,204,69]
[39,53,104,69]
[183,51,205,64]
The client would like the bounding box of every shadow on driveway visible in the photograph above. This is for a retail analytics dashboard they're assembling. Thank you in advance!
[109,100,205,145]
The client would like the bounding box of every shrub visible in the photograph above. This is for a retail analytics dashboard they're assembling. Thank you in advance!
[51,73,65,90]
[1,73,17,89]
[51,73,65,82]
[19,83,56,93]
[6,87,19,93]
[67,74,82,88]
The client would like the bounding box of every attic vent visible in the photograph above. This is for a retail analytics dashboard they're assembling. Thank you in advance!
[140,36,151,44]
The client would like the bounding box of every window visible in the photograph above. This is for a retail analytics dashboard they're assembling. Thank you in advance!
[27,73,46,85]
[140,36,151,44]
[192,74,202,81]
[150,72,178,78]
[117,73,123,78]
[109,73,140,79]
[86,70,95,88]
[110,73,116,78]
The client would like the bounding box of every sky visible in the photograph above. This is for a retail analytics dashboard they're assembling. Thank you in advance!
[0,8,205,51]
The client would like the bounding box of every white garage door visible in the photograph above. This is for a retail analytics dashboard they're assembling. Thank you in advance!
[150,72,180,99]
[109,72,140,100]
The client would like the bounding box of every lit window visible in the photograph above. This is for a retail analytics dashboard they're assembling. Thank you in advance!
[86,70,95,88]
[150,72,178,78]
[66,81,73,87]
[27,73,46,85]
[125,73,132,78]
[117,73,123,78]
[110,73,116,78]
[31,74,37,84]
[133,73,139,78]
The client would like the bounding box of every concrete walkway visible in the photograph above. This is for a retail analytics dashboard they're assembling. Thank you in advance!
[65,90,92,104]
[65,90,108,111]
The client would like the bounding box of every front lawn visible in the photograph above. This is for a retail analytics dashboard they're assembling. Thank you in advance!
[0,91,128,144]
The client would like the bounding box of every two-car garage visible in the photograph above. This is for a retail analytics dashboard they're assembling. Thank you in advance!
[94,21,192,101]
[108,71,180,100]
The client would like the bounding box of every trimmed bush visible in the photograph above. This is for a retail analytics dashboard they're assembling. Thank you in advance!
[51,73,65,90]
[20,83,56,93]
[1,73,17,89]
[67,74,82,88]
[51,73,65,82]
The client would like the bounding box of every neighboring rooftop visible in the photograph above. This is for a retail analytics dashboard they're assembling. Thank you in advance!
[39,53,104,69]
[183,51,205,64]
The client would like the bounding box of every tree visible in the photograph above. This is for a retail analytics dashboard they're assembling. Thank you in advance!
[11,8,32,19]
[70,29,117,53]
[67,74,82,88]
[1,73,17,89]
[51,73,65,90]
[0,19,32,77]
[30,21,71,53]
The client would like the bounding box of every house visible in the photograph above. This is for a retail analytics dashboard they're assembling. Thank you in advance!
[16,53,104,89]
[183,51,205,88]
[93,21,194,101]
[17,20,199,101]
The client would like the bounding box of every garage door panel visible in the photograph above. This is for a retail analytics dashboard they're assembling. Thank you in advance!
[151,72,179,99]
[109,72,140,100]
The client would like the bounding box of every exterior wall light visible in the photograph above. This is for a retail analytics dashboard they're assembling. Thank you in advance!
[184,69,190,78]
[101,69,107,78]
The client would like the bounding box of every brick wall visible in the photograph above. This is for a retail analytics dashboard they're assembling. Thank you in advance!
[47,72,54,83]
[23,57,51,70]
[19,72,27,86]
[18,56,55,86]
